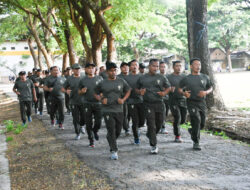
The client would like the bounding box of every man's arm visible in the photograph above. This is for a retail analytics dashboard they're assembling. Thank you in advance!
[32,88,37,102]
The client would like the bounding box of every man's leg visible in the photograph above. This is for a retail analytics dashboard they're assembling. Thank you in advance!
[180,106,187,124]
[170,105,181,137]
[145,105,157,147]
[72,105,81,137]
[38,92,44,114]
[65,93,70,113]
[128,104,140,141]
[138,103,146,128]
[93,104,102,135]
[104,113,117,152]
[85,104,94,144]
[114,112,124,139]
[122,103,129,133]
[57,99,65,125]
[19,101,26,124]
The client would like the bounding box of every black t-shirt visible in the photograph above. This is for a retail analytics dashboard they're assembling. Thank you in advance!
[78,75,103,104]
[123,73,143,104]
[31,75,43,94]
[136,73,170,103]
[95,77,130,113]
[13,79,34,101]
[179,73,212,102]
[63,75,84,105]
[99,71,108,79]
[44,76,66,100]
[167,73,187,106]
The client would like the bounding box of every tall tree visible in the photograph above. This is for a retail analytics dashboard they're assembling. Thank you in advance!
[186,0,225,110]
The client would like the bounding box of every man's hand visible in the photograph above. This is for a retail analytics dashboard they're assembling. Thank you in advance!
[101,98,107,105]
[170,86,175,93]
[183,91,191,98]
[15,91,20,95]
[157,91,166,97]
[49,88,53,92]
[118,98,124,104]
[140,88,146,96]
[80,87,87,94]
[66,89,72,95]
[198,91,207,98]
[34,97,38,102]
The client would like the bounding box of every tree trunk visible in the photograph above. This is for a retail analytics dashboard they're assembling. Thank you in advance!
[186,0,225,110]
[37,47,43,70]
[107,34,117,62]
[27,37,38,68]
[28,13,53,69]
[92,47,102,67]
[62,53,69,72]
[63,20,76,66]
[226,49,232,72]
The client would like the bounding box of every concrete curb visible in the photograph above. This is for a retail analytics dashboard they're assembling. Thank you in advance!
[0,125,11,190]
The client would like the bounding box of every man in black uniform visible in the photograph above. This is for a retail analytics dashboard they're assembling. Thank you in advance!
[99,66,108,79]
[44,66,66,129]
[41,70,51,114]
[179,58,213,150]
[62,64,85,140]
[159,61,169,134]
[139,63,146,75]
[117,62,130,135]
[167,61,187,143]
[13,71,37,125]
[124,60,145,145]
[64,67,72,114]
[137,59,171,154]
[94,61,131,160]
[79,63,103,147]
[32,69,44,115]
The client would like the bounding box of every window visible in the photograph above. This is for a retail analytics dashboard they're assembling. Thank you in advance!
[24,47,29,50]
[2,47,6,50]
[11,47,15,50]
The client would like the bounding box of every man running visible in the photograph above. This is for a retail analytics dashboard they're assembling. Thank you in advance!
[41,70,51,114]
[62,64,85,140]
[159,61,170,134]
[13,71,37,125]
[118,62,130,136]
[44,66,66,129]
[79,63,103,147]
[32,69,44,115]
[124,60,145,145]
[136,59,171,154]
[64,67,72,114]
[94,61,131,160]
[179,58,213,150]
[167,61,187,143]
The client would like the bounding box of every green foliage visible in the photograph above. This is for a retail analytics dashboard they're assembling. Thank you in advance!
[6,136,14,142]
[180,122,191,129]
[3,120,27,138]
[4,120,14,132]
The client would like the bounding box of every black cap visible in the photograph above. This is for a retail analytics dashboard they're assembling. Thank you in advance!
[139,63,146,69]
[32,68,37,72]
[106,61,117,70]
[19,71,26,76]
[37,69,42,72]
[120,62,129,68]
[45,70,50,74]
[85,63,96,68]
[66,67,71,70]
[71,64,81,69]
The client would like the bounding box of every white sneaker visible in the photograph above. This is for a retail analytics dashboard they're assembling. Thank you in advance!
[111,151,118,160]
[75,134,81,140]
[151,146,158,154]
[160,128,168,134]
[80,126,85,134]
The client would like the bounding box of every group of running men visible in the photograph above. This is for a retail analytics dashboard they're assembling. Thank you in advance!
[13,58,213,160]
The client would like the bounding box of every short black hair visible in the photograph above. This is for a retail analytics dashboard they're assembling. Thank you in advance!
[190,58,201,65]
[159,61,166,65]
[149,59,159,65]
[128,59,138,67]
[172,60,181,67]
[51,66,58,71]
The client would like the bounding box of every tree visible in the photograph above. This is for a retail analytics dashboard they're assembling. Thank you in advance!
[186,0,225,110]
[208,0,250,72]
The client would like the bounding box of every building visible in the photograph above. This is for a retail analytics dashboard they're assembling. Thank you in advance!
[231,51,250,69]
[209,48,226,72]
[0,41,63,78]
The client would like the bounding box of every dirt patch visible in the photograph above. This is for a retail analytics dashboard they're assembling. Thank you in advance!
[0,102,112,190]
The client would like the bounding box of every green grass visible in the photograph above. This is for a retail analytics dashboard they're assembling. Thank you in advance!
[6,136,14,142]
[2,120,28,141]
[237,107,250,111]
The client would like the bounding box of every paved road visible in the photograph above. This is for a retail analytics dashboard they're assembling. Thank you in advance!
[37,112,250,190]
